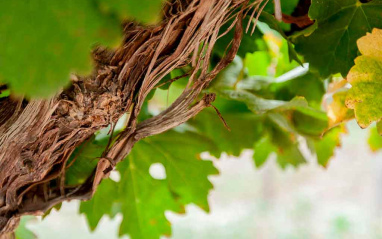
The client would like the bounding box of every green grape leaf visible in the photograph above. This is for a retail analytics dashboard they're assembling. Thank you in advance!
[345,28,382,129]
[42,203,62,219]
[294,0,382,77]
[245,51,272,76]
[97,0,164,24]
[286,98,328,135]
[207,62,330,167]
[217,88,286,113]
[276,145,306,168]
[117,154,182,239]
[214,54,324,110]
[80,179,120,231]
[138,131,219,210]
[235,69,324,108]
[65,136,106,186]
[0,89,10,98]
[253,134,276,167]
[311,127,342,167]
[193,108,312,168]
[259,12,303,65]
[269,72,325,108]
[266,116,307,168]
[289,22,318,41]
[216,87,328,137]
[191,108,308,168]
[0,1,121,98]
[189,109,264,157]
[369,125,382,151]
[81,130,219,239]
[15,216,37,239]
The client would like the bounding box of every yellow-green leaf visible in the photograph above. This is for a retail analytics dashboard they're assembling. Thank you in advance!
[327,90,354,128]
[369,125,382,151]
[345,28,382,129]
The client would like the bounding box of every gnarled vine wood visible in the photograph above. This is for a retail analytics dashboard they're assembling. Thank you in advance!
[0,0,265,235]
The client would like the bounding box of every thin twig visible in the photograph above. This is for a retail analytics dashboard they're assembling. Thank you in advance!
[210,104,231,131]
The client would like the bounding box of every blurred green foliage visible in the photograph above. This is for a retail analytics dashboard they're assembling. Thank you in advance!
[0,0,163,98]
[0,1,121,97]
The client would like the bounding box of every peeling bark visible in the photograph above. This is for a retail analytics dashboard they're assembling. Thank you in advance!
[0,0,264,234]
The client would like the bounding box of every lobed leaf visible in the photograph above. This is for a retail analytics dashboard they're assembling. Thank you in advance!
[80,130,219,239]
[369,125,382,151]
[294,0,382,77]
[345,28,382,129]
[80,179,119,230]
[310,127,343,167]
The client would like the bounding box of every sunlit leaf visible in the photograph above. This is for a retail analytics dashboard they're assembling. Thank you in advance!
[345,28,382,129]
[245,52,271,76]
[327,90,354,128]
[369,125,382,151]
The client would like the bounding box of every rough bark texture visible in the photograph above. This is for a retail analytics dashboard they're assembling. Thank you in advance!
[0,0,264,235]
